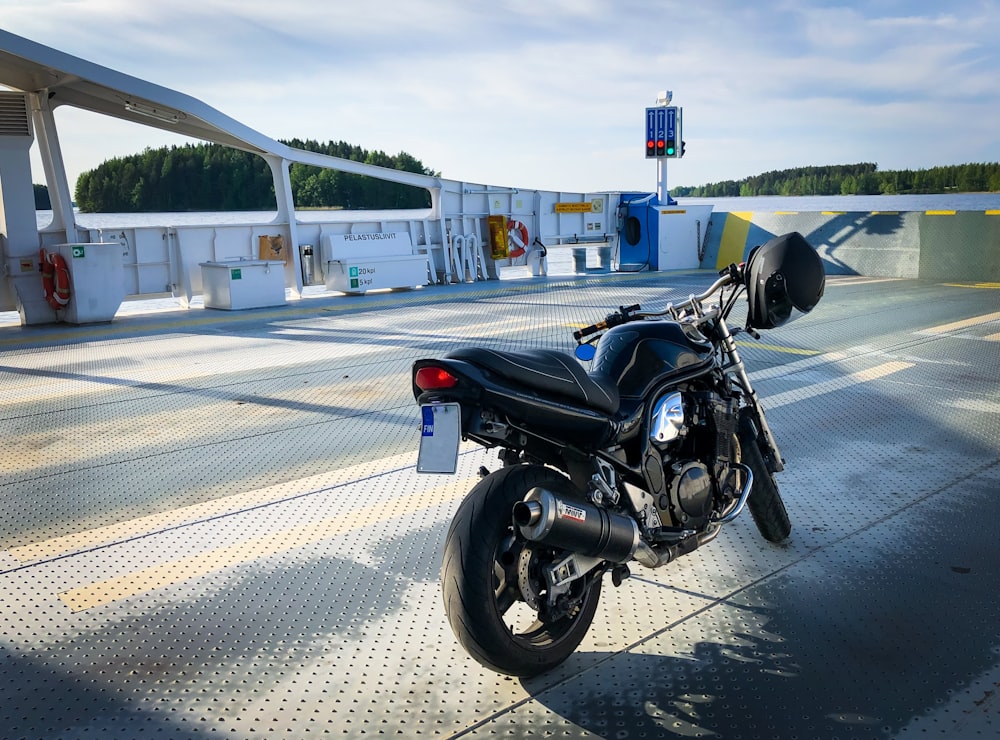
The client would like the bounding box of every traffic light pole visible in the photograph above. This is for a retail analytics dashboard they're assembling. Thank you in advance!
[657,158,668,205]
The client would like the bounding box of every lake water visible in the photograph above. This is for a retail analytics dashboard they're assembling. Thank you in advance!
[35,193,1000,230]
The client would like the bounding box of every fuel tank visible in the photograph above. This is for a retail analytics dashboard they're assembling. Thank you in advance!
[591,321,714,399]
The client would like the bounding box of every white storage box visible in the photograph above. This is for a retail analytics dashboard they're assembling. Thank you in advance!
[324,257,428,294]
[200,260,286,310]
[321,233,428,294]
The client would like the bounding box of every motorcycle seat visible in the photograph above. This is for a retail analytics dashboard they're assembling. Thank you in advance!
[447,347,620,415]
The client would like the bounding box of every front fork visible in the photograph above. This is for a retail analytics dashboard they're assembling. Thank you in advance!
[717,319,785,472]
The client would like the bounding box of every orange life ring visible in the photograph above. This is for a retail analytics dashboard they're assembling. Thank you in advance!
[39,248,71,310]
[507,220,529,258]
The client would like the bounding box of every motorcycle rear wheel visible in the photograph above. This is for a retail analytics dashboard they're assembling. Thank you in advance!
[441,464,602,677]
[738,414,792,542]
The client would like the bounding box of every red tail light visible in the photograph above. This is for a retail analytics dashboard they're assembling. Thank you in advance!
[415,366,459,390]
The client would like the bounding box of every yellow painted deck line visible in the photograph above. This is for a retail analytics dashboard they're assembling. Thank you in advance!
[58,477,473,612]
[925,210,956,215]
[735,341,819,356]
[920,311,1000,335]
[825,277,902,287]
[764,361,914,410]
[986,332,1000,342]
[0,279,613,347]
[942,282,1000,290]
[9,449,421,563]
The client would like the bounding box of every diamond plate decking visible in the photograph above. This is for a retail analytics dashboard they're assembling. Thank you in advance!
[1,271,997,738]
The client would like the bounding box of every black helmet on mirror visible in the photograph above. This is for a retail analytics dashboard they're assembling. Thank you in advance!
[744,231,825,330]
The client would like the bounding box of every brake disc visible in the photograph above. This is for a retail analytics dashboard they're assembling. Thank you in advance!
[517,547,541,610]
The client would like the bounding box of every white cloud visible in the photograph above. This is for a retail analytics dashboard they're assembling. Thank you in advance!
[6,0,1000,195]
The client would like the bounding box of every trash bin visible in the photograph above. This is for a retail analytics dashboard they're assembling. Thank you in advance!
[527,242,548,277]
[299,244,315,285]
[527,250,547,277]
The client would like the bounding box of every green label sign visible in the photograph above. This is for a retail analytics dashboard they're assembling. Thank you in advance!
[231,268,242,280]
[72,246,85,258]
[347,264,376,290]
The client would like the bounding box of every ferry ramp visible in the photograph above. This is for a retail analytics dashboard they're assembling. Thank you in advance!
[0,271,998,738]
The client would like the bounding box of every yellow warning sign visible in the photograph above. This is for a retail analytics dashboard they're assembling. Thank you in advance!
[554,202,594,213]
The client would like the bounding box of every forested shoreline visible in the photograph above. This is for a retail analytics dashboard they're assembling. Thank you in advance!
[68,140,439,213]
[671,162,1000,198]
[30,151,1000,212]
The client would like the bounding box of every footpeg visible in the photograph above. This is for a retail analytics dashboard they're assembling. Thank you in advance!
[611,565,630,586]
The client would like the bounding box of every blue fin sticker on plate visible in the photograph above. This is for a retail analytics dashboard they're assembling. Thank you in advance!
[422,405,434,436]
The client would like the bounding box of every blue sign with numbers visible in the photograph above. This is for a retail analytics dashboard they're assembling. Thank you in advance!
[645,106,678,158]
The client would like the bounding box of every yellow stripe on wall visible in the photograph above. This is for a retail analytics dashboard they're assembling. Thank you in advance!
[716,212,753,269]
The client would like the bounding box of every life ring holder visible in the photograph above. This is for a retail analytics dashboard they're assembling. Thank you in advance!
[39,248,72,310]
[507,220,529,258]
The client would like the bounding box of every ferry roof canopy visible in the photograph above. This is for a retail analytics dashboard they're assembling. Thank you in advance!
[0,28,283,155]
[0,28,437,189]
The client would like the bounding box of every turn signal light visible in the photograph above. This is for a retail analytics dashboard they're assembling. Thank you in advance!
[415,366,459,390]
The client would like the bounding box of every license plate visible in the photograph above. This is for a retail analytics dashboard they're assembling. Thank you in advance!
[417,403,461,473]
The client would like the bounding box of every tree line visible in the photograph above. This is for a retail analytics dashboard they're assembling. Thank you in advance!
[69,139,439,212]
[672,162,1000,198]
[35,154,1000,212]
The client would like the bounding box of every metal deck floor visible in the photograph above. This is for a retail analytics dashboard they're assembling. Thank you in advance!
[1,271,997,738]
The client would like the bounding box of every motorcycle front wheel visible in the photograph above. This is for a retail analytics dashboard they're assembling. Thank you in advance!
[441,464,603,677]
[738,413,792,543]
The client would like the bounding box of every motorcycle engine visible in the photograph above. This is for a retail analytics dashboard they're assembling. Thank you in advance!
[647,388,738,530]
[661,461,714,525]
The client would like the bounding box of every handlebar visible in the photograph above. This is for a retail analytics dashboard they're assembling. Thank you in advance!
[572,266,742,343]
[572,304,640,341]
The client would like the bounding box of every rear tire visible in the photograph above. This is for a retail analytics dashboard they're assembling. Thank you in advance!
[738,414,792,543]
[441,464,602,677]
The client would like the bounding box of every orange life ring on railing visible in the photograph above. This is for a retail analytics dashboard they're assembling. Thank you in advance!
[39,248,71,310]
[507,220,529,258]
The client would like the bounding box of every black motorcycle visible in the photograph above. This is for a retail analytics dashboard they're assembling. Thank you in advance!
[412,231,825,677]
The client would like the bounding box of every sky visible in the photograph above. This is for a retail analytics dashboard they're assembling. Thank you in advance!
[4,0,1000,195]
